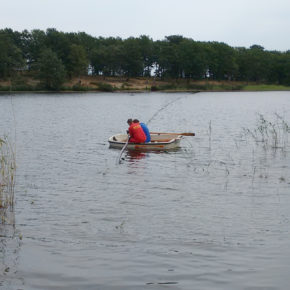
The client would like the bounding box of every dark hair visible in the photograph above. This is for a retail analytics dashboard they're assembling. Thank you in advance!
[133,119,139,123]
[127,118,133,124]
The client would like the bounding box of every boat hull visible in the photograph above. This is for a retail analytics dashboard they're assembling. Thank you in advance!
[108,133,182,150]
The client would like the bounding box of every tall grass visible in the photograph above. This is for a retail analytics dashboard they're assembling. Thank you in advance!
[0,136,16,224]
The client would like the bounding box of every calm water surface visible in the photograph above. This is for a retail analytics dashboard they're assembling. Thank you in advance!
[0,91,290,289]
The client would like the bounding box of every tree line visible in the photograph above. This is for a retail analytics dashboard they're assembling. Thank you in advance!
[1,28,290,89]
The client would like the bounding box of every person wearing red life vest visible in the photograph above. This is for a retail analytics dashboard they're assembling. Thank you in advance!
[127,118,146,143]
[133,119,151,143]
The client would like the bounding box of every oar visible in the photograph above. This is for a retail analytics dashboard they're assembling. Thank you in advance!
[118,135,130,164]
[150,132,195,136]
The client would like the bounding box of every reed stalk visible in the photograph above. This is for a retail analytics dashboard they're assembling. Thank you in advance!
[242,113,290,150]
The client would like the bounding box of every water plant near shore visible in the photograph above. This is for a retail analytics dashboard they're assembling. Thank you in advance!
[0,136,16,224]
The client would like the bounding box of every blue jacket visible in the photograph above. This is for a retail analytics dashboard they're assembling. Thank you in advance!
[140,123,151,143]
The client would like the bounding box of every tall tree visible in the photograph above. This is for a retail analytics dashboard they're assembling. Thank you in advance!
[0,33,24,78]
[179,39,207,79]
[236,45,270,82]
[269,52,290,85]
[205,42,238,80]
[67,44,89,78]
[25,29,47,70]
[121,37,143,77]
[91,37,124,76]
[137,35,154,76]
[38,48,66,90]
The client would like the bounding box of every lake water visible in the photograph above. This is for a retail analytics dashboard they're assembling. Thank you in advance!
[0,91,290,290]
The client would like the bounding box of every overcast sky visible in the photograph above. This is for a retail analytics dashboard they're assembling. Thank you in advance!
[2,0,290,51]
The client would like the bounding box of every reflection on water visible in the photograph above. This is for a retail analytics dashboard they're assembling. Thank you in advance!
[125,150,147,161]
[0,91,290,289]
[0,223,22,289]
[124,148,180,162]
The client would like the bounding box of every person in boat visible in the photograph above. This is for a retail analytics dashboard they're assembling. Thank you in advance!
[133,119,151,143]
[127,118,146,143]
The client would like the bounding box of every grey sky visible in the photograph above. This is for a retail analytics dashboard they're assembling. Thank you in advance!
[1,0,290,51]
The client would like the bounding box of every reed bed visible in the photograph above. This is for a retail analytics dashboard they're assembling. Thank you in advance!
[0,136,16,225]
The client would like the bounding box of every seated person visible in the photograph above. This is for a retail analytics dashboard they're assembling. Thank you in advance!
[133,119,151,142]
[127,118,146,143]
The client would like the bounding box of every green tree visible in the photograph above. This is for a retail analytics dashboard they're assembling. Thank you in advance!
[236,45,271,82]
[152,40,166,77]
[205,42,238,80]
[106,43,124,76]
[67,44,89,78]
[0,33,24,78]
[179,39,207,79]
[163,35,185,78]
[90,37,124,76]
[45,28,71,70]
[268,52,290,85]
[121,37,144,77]
[25,29,47,70]
[38,48,66,90]
[137,35,154,76]
[153,38,181,78]
[90,46,106,75]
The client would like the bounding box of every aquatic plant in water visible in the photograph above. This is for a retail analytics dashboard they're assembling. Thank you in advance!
[0,136,16,224]
[243,113,290,150]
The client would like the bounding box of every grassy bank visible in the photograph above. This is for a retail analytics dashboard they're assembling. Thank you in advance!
[242,84,290,91]
[1,75,290,92]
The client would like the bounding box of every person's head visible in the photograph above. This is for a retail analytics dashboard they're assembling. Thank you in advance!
[133,119,139,123]
[127,118,133,125]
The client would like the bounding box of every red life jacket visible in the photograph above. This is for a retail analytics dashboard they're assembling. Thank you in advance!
[128,122,146,143]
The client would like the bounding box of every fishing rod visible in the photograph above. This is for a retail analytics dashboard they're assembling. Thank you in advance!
[146,94,187,125]
[117,135,130,164]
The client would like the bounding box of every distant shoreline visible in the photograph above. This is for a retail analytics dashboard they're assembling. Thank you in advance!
[1,76,290,93]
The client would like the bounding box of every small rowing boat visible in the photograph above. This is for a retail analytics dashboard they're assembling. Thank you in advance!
[109,133,182,150]
[108,132,194,151]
